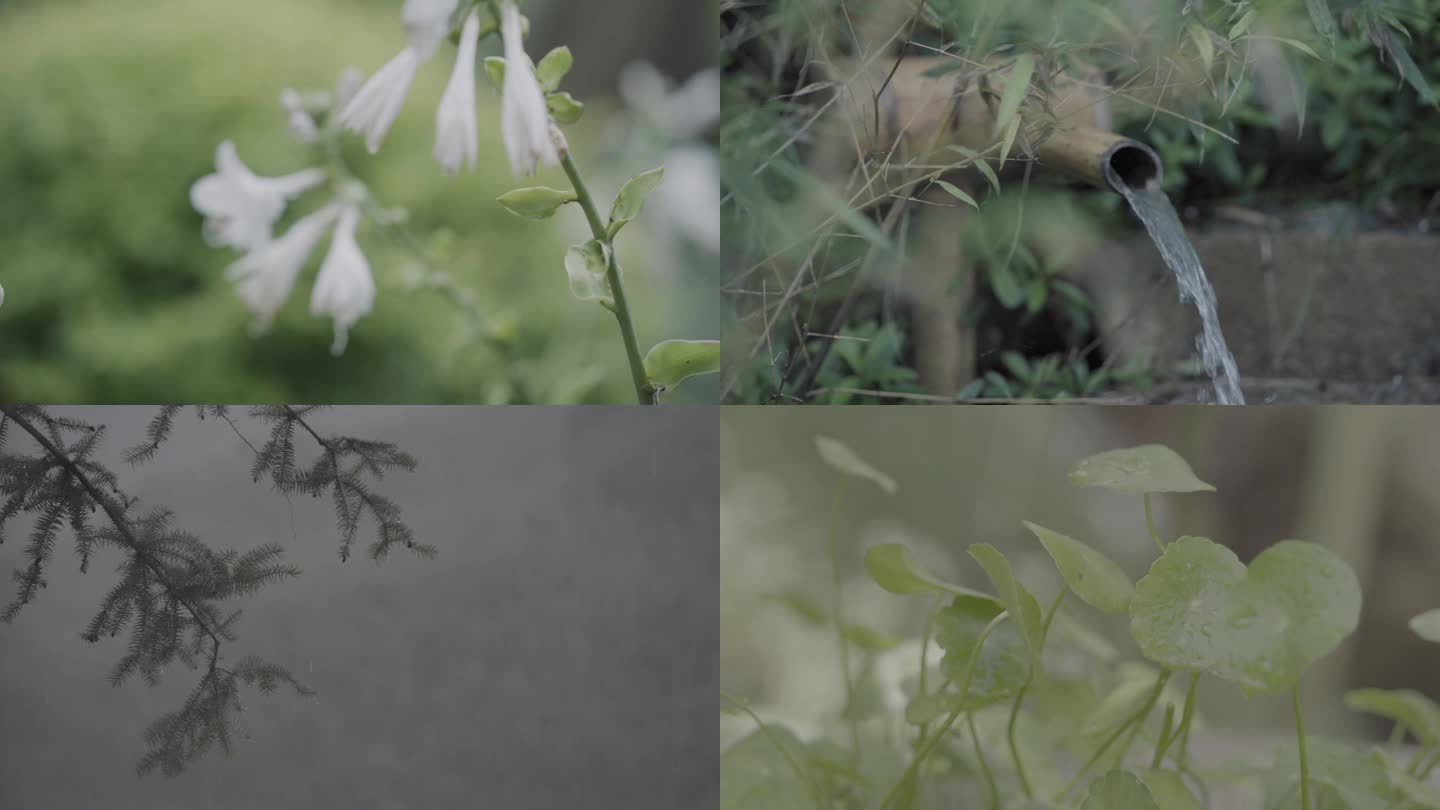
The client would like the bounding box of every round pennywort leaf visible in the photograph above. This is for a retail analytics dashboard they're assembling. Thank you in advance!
[1069,445,1215,495]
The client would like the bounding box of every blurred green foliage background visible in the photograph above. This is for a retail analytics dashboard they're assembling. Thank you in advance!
[0,0,718,403]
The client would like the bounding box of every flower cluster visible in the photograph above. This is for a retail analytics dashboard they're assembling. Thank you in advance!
[337,0,558,176]
[191,0,559,355]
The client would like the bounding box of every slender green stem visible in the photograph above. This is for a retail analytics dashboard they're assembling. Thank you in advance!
[320,132,533,401]
[721,692,827,810]
[1143,493,1165,554]
[1294,685,1311,810]
[559,150,653,404]
[1008,588,1067,799]
[1388,721,1409,755]
[916,596,940,749]
[1151,705,1176,769]
[1418,750,1440,780]
[1059,669,1171,801]
[969,710,999,810]
[1406,744,1431,778]
[881,612,1010,810]
[826,486,861,761]
[1114,669,1171,765]
[1152,672,1200,769]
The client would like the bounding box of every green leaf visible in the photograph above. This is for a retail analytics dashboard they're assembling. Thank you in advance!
[864,544,996,599]
[1135,769,1201,810]
[1304,0,1337,51]
[608,166,665,232]
[1344,688,1440,746]
[934,594,1029,701]
[496,186,575,219]
[563,240,610,302]
[841,622,902,652]
[998,115,1022,168]
[1411,609,1440,642]
[988,262,1024,309]
[1373,23,1438,107]
[1023,521,1134,614]
[904,683,1006,725]
[1185,22,1215,72]
[1081,770,1161,810]
[1068,444,1215,495]
[1128,537,1361,693]
[546,91,584,124]
[720,727,814,810]
[1387,759,1440,809]
[643,339,720,389]
[482,56,506,93]
[769,591,827,626]
[534,45,573,93]
[935,180,978,208]
[1228,9,1258,40]
[1264,737,1397,810]
[815,437,897,493]
[1082,667,1160,735]
[993,53,1035,137]
[967,543,1045,654]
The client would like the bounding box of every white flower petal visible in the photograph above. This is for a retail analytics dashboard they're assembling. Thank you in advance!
[652,145,720,253]
[309,206,375,356]
[403,0,460,58]
[499,0,559,176]
[338,47,422,154]
[191,141,324,251]
[256,168,327,198]
[225,205,342,330]
[434,12,481,175]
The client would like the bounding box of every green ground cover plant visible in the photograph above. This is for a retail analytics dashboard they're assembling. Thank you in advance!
[722,440,1440,809]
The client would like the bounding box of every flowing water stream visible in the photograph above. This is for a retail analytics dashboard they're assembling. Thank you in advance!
[1118,185,1245,404]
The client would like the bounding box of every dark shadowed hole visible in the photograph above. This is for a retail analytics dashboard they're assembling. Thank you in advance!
[1104,143,1163,192]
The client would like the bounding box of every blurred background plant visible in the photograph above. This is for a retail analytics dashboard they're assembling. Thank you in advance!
[721,0,1440,404]
[721,407,1440,806]
[0,0,717,403]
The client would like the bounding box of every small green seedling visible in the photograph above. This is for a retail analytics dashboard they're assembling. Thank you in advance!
[722,441,1440,810]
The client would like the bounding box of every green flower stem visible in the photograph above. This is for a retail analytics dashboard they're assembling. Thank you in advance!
[1418,750,1440,780]
[826,485,862,761]
[1143,493,1165,554]
[319,135,532,401]
[720,692,827,810]
[1150,705,1176,769]
[969,710,999,810]
[1152,671,1200,769]
[881,611,1010,810]
[1009,588,1067,799]
[915,597,941,748]
[559,150,654,404]
[1294,684,1311,810]
[1058,668,1171,801]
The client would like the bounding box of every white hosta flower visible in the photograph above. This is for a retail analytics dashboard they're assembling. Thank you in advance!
[190,141,327,250]
[434,12,481,174]
[225,204,343,331]
[652,145,720,253]
[338,47,423,154]
[499,0,559,176]
[309,206,376,356]
[339,0,459,154]
[280,88,320,144]
[402,0,460,58]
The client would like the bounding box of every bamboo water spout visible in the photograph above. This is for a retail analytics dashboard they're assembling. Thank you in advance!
[839,55,1163,193]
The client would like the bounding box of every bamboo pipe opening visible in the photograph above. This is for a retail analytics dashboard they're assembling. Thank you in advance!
[1102,140,1164,193]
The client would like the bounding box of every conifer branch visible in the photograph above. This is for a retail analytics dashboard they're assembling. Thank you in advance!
[0,405,425,776]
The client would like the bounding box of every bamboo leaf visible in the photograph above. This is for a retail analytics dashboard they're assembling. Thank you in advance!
[993,53,1035,137]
